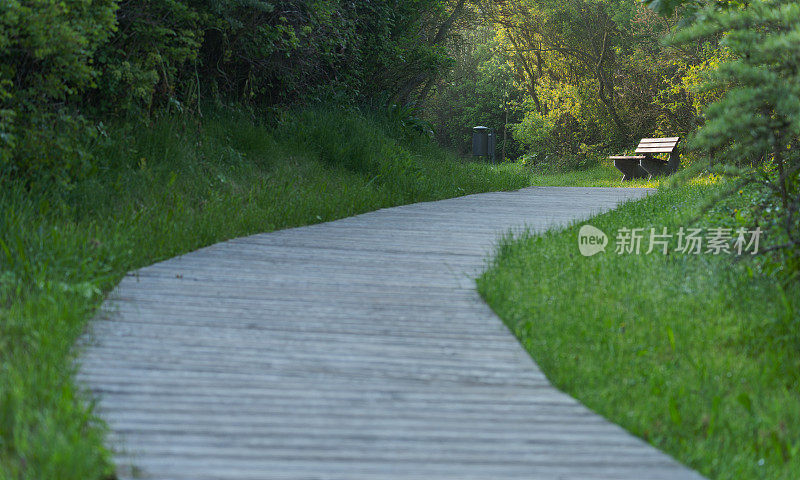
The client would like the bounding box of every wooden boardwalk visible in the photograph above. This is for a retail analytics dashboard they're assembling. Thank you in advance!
[79,186,704,480]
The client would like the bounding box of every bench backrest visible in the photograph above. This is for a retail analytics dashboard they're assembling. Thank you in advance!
[635,137,680,154]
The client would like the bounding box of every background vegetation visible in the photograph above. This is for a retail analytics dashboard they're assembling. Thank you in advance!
[423,0,711,165]
[1,0,468,182]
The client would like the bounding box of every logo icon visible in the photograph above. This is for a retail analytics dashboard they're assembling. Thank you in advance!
[578,224,607,256]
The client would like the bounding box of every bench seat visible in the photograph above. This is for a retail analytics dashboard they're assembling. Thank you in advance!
[608,155,646,160]
[610,137,680,181]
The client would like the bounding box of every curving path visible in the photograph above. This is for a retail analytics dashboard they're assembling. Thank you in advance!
[79,186,704,480]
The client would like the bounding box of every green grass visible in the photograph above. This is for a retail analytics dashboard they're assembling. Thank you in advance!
[526,163,657,187]
[0,107,531,480]
[478,182,800,480]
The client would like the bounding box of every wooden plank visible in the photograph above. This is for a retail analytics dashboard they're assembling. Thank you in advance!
[639,136,680,142]
[78,186,705,480]
[635,145,677,152]
[636,137,679,154]
[637,140,678,146]
[636,142,677,147]
[635,147,677,153]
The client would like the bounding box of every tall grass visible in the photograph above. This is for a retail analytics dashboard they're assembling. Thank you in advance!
[0,108,529,479]
[478,183,800,480]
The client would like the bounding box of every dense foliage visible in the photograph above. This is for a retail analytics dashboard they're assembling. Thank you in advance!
[0,0,468,181]
[671,0,800,279]
[423,25,523,158]
[423,0,712,165]
[0,0,117,180]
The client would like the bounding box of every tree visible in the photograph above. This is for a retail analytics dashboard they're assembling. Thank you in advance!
[489,0,630,138]
[1,0,466,181]
[672,0,800,278]
[471,0,703,162]
[395,0,474,106]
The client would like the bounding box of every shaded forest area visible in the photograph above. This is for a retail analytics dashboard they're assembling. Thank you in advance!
[426,0,707,163]
[1,0,461,181]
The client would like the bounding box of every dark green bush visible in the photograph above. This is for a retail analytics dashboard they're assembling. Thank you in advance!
[1,0,452,182]
[91,0,201,114]
[0,0,117,180]
[672,0,800,280]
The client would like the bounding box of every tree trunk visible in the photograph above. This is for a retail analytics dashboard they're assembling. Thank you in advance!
[506,33,543,113]
[502,94,508,161]
[595,31,628,139]
[396,0,468,105]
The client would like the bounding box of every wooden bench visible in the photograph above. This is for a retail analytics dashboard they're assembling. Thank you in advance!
[609,137,680,181]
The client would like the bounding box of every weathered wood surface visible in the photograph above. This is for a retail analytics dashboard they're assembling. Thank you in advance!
[635,137,680,154]
[78,186,704,480]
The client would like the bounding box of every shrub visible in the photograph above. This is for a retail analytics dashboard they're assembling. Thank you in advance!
[1,0,454,183]
[0,0,117,181]
[91,0,201,114]
[672,0,800,280]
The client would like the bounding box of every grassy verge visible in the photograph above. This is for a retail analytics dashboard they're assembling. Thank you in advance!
[0,107,531,479]
[478,182,800,479]
[526,163,657,187]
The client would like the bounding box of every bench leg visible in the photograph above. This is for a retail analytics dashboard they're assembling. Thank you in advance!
[614,159,649,181]
[640,157,670,178]
[667,151,680,174]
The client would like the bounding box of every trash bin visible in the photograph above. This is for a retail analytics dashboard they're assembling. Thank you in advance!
[472,126,496,162]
